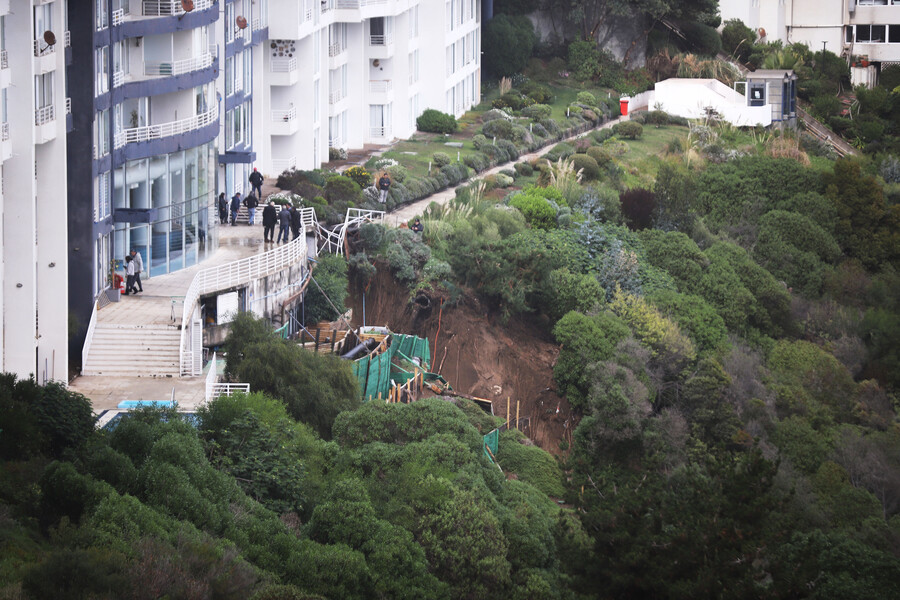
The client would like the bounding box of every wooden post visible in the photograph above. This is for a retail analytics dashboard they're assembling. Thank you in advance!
[314,328,321,351]
[507,397,510,428]
[516,400,520,431]
[330,329,336,353]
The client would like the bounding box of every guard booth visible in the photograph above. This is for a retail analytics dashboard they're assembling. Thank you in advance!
[743,70,798,128]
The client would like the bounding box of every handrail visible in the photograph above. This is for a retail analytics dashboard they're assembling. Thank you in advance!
[112,8,125,26]
[180,232,309,375]
[144,49,214,77]
[64,31,71,47]
[113,70,125,88]
[82,300,99,373]
[271,56,297,73]
[329,89,344,104]
[272,107,297,122]
[369,79,392,93]
[142,0,213,16]
[35,105,55,126]
[115,106,217,148]
[328,43,344,57]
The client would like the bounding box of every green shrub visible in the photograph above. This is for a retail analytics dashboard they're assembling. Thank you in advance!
[614,121,643,139]
[324,176,362,204]
[385,164,408,183]
[544,142,575,162]
[495,430,565,497]
[482,118,516,140]
[681,21,723,56]
[343,166,371,189]
[496,139,520,161]
[494,92,528,111]
[521,103,552,120]
[433,152,451,167]
[482,108,511,122]
[568,40,601,81]
[521,81,552,103]
[514,162,534,177]
[482,14,537,77]
[576,91,597,106]
[509,190,557,230]
[571,154,601,181]
[586,146,612,166]
[721,19,755,62]
[417,109,458,134]
[464,152,490,171]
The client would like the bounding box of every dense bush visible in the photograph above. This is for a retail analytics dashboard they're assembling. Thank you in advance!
[568,40,601,81]
[522,104,552,120]
[482,14,537,77]
[464,152,491,171]
[433,152,451,167]
[509,190,558,230]
[681,21,723,56]
[576,91,597,106]
[620,188,657,230]
[343,166,371,189]
[514,161,534,177]
[721,19,756,62]
[324,176,361,204]
[520,81,553,103]
[614,121,644,140]
[416,109,458,134]
[571,154,601,181]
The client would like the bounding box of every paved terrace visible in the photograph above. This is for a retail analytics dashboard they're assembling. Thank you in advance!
[74,116,626,414]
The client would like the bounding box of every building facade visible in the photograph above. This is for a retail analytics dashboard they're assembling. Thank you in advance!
[720,0,900,86]
[1,0,70,383]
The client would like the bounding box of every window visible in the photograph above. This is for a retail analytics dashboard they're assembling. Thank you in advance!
[243,100,251,147]
[96,0,108,30]
[96,109,110,156]
[34,73,54,109]
[225,57,234,96]
[96,47,109,96]
[409,5,419,38]
[226,4,235,43]
[243,48,252,93]
[95,171,111,221]
[856,25,887,43]
[890,24,900,44]
[34,4,53,43]
[370,104,390,137]
[408,93,419,129]
[313,80,319,123]
[409,50,419,84]
[225,110,233,148]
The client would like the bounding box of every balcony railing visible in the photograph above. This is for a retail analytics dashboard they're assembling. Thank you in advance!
[66,97,71,114]
[370,33,393,46]
[369,79,392,93]
[272,156,297,173]
[328,135,343,148]
[329,89,344,104]
[0,50,7,70]
[328,43,345,57]
[272,107,297,122]
[33,39,56,57]
[142,0,213,16]
[144,47,215,77]
[252,18,261,31]
[114,105,217,148]
[35,105,55,127]
[112,8,125,26]
[64,31,71,47]
[1,122,9,141]
[271,56,298,73]
[304,7,313,21]
[336,0,359,8]
[370,126,390,138]
[113,70,125,87]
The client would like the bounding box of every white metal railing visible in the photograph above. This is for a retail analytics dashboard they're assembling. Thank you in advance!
[272,156,297,173]
[113,70,125,87]
[82,300,99,374]
[1,122,9,141]
[321,0,332,13]
[65,31,71,47]
[305,7,313,21]
[144,49,214,77]
[35,105,55,126]
[369,79,392,93]
[180,228,310,375]
[272,107,297,122]
[370,34,393,46]
[328,135,343,148]
[142,0,213,16]
[66,97,72,114]
[115,106,217,148]
[252,18,261,30]
[234,74,244,94]
[0,50,6,70]
[112,8,125,25]
[336,0,359,8]
[328,43,344,57]
[204,352,251,401]
[33,39,56,57]
[319,208,385,254]
[329,89,344,104]
[370,126,389,138]
[271,56,297,73]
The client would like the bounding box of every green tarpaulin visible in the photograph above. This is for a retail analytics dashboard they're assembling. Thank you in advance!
[483,429,499,462]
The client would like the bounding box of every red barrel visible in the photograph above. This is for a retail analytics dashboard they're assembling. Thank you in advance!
[619,97,630,116]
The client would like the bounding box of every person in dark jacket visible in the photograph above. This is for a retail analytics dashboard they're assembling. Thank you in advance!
[277,204,292,243]
[262,201,278,242]
[218,193,228,224]
[249,168,264,198]
[411,218,424,234]
[230,193,242,226]
[290,206,303,240]
[244,193,259,225]
[378,173,391,203]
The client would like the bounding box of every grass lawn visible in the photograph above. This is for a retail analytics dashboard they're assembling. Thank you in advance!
[612,124,689,187]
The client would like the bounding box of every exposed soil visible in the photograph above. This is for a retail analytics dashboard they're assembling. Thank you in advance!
[347,267,576,456]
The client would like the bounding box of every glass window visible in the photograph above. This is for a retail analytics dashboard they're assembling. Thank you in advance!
[889,24,900,44]
[96,47,109,96]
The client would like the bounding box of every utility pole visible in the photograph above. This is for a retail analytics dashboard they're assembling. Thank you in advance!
[821,41,827,74]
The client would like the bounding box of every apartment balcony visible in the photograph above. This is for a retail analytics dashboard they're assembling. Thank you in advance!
[1,122,10,162]
[329,88,346,105]
[114,106,217,149]
[140,0,214,17]
[0,0,9,17]
[328,44,348,69]
[34,105,57,144]
[368,34,394,59]
[369,125,391,140]
[269,56,299,86]
[272,156,297,174]
[271,107,299,136]
[144,46,216,78]
[32,38,57,73]
[369,79,394,102]
[335,0,360,8]
[113,70,125,88]
[112,8,125,26]
[65,31,70,47]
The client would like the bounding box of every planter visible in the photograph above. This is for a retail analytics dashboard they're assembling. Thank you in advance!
[105,287,121,303]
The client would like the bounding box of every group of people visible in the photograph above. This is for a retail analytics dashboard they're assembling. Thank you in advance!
[122,249,143,296]
[262,201,305,244]
[217,168,266,226]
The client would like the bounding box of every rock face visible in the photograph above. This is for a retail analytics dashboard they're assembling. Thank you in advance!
[527,11,650,69]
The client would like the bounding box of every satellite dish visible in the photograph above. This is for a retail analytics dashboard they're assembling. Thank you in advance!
[758,27,766,39]
[181,0,194,12]
[40,30,56,53]
[236,16,248,30]
[372,59,380,67]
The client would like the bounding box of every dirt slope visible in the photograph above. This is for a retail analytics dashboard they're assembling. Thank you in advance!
[347,268,576,455]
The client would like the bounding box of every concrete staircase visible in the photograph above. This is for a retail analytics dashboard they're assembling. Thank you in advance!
[83,323,181,377]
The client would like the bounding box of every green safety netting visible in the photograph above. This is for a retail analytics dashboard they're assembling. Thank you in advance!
[350,333,439,402]
[483,428,499,462]
[392,334,431,368]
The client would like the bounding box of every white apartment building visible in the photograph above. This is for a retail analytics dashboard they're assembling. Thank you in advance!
[720,0,900,86]
[0,0,70,383]
[259,0,481,175]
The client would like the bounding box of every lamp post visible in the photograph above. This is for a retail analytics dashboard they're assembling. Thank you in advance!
[820,41,827,74]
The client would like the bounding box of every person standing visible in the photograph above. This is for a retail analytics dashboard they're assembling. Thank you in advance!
[230,192,242,226]
[262,200,277,243]
[218,193,228,224]
[249,167,264,198]
[290,205,304,240]
[277,204,292,243]
[378,172,391,204]
[244,193,259,225]
[124,256,138,295]
[130,248,144,292]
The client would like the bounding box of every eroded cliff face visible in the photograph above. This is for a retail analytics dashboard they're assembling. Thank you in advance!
[527,10,650,68]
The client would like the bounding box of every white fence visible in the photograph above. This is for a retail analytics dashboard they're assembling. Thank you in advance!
[180,232,309,375]
[204,352,250,402]
[271,56,298,73]
[144,47,216,77]
[142,0,213,16]
[319,208,384,255]
[115,106,217,148]
[34,105,55,126]
[272,107,297,122]
[81,301,99,375]
[369,79,392,93]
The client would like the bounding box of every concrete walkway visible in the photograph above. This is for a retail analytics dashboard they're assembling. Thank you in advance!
[386,115,627,226]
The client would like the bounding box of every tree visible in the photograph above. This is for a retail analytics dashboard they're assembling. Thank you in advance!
[305,253,349,325]
[482,14,537,77]
[652,161,697,233]
[720,19,755,62]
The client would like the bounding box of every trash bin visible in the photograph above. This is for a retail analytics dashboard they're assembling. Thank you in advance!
[619,96,630,116]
